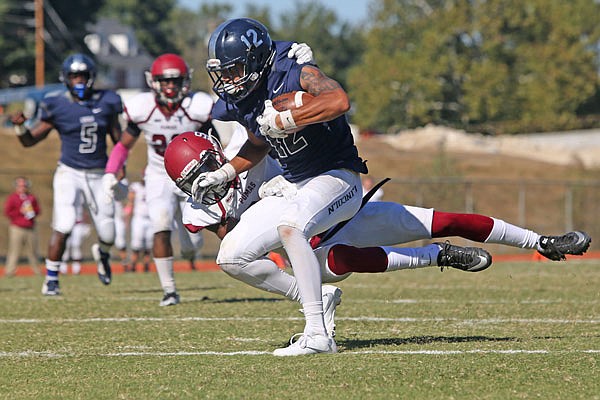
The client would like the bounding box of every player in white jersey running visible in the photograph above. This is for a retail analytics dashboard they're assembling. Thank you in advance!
[103,54,209,306]
[127,179,153,272]
[164,130,591,343]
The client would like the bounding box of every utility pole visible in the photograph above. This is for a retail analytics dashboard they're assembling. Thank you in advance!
[35,0,44,87]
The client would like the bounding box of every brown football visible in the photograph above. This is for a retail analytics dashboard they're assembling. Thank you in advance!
[272,91,314,112]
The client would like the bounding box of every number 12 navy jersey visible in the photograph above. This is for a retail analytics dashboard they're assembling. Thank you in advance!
[211,41,367,183]
[39,89,123,169]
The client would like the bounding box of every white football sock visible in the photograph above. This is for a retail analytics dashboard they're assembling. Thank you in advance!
[45,259,60,280]
[154,256,176,294]
[278,225,326,336]
[485,218,540,248]
[384,244,441,271]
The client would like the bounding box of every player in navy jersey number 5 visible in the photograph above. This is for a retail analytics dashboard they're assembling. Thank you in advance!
[11,53,122,296]
[197,18,368,356]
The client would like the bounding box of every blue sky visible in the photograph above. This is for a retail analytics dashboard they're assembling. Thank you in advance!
[178,0,371,25]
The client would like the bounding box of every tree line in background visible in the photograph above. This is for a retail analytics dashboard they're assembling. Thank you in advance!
[1,0,599,134]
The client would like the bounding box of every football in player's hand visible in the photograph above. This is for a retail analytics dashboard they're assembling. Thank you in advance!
[272,91,314,112]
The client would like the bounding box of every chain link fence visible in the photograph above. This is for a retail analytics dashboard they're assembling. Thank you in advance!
[1,171,599,263]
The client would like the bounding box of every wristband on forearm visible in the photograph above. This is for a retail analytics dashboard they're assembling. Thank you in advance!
[279,110,297,131]
[220,163,237,181]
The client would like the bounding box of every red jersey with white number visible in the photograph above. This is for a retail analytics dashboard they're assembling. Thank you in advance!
[123,91,213,177]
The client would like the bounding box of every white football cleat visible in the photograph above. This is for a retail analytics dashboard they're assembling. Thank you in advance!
[159,292,180,306]
[273,333,337,357]
[321,285,342,338]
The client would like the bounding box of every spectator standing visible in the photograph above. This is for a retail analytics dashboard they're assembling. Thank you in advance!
[3,177,41,277]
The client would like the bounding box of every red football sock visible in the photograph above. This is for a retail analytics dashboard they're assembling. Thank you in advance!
[327,244,388,275]
[431,211,494,242]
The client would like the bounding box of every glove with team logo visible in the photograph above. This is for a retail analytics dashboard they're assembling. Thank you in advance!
[191,163,236,203]
[257,100,297,139]
[102,173,119,203]
[287,42,314,64]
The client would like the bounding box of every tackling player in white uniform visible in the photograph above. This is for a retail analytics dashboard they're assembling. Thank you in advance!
[164,130,591,348]
[165,131,491,336]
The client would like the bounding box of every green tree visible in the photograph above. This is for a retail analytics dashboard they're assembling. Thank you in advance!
[349,0,600,134]
[169,3,233,92]
[0,0,35,88]
[100,0,178,56]
[0,0,102,88]
[266,1,366,90]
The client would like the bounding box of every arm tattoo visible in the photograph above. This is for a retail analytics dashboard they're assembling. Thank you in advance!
[300,66,341,96]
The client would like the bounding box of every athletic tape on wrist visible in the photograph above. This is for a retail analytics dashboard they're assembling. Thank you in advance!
[221,163,237,181]
[294,91,305,107]
[280,110,297,131]
[14,124,27,136]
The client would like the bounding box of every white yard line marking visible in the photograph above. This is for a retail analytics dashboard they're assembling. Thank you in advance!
[1,349,598,358]
[340,317,600,324]
[355,299,600,305]
[2,316,599,324]
[0,351,67,358]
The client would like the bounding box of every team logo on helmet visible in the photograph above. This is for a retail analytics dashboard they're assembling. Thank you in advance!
[206,18,275,103]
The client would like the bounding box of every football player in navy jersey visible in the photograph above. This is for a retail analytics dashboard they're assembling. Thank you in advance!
[196,18,369,356]
[11,53,122,295]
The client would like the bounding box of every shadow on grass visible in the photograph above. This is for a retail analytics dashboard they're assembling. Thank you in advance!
[210,297,286,304]
[120,285,224,294]
[339,335,518,350]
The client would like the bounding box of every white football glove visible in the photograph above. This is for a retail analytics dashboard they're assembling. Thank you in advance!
[287,42,314,64]
[101,173,119,203]
[258,175,297,200]
[257,100,287,139]
[190,163,236,203]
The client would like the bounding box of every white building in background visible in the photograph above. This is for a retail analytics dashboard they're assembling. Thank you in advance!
[85,18,153,90]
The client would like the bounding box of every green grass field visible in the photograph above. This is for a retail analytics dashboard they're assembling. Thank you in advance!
[0,260,598,399]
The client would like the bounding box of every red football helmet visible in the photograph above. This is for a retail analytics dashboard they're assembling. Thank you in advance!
[145,54,192,108]
[164,131,230,205]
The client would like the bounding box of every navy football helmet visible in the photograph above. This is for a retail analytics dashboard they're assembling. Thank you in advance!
[206,18,275,103]
[59,53,96,100]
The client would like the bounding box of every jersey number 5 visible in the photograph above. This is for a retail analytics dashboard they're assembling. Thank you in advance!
[79,122,98,154]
